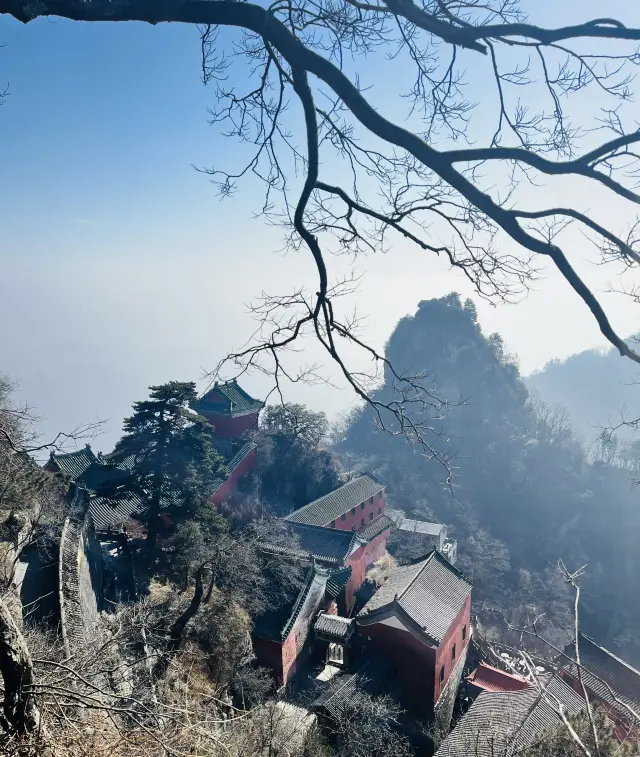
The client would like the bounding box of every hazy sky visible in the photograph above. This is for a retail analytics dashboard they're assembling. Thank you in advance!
[1,1,640,451]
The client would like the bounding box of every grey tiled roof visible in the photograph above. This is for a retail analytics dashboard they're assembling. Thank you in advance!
[562,633,640,717]
[386,508,445,536]
[285,475,385,527]
[100,451,137,471]
[281,568,320,640]
[436,687,538,757]
[358,514,393,542]
[49,446,98,479]
[436,676,584,757]
[265,521,363,565]
[358,551,472,643]
[48,446,140,493]
[398,552,471,641]
[77,462,131,492]
[359,559,425,614]
[313,656,390,720]
[51,445,212,534]
[192,380,263,416]
[89,493,144,531]
[326,566,352,598]
[314,613,353,639]
[49,446,144,531]
[48,444,143,531]
[511,676,585,752]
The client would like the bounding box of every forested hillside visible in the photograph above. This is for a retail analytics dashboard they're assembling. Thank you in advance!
[527,344,640,445]
[339,295,640,664]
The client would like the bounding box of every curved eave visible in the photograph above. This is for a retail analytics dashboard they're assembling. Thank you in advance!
[357,601,440,647]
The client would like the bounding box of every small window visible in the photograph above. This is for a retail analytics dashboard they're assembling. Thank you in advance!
[330,520,336,528]
[439,665,445,684]
[451,643,456,662]
[360,502,365,510]
[361,518,365,527]
[369,511,374,521]
[350,507,355,516]
[462,625,467,642]
[377,507,382,515]
[369,496,374,505]
[341,513,346,522]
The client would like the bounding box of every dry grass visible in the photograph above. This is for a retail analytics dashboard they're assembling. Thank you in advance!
[366,553,397,586]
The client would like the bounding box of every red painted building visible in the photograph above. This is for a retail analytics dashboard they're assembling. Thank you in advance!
[252,564,351,685]
[192,380,264,504]
[259,474,395,621]
[285,473,386,533]
[191,380,264,439]
[48,381,266,529]
[254,476,396,685]
[284,473,392,569]
[209,442,257,505]
[265,521,370,612]
[357,551,473,719]
[465,662,530,694]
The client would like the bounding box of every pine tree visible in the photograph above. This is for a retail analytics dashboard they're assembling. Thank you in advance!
[107,381,225,553]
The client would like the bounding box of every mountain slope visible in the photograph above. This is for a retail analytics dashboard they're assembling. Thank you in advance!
[527,345,640,444]
[340,295,640,663]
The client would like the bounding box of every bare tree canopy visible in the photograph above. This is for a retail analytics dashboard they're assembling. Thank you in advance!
[4,0,640,450]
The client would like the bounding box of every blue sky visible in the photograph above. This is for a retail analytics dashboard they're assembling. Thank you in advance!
[2,2,640,451]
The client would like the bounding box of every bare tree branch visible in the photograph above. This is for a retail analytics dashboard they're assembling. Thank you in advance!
[4,0,640,462]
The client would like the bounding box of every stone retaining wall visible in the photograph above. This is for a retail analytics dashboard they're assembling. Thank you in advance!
[59,512,103,656]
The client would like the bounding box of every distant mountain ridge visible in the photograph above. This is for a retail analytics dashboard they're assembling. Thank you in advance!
[526,341,640,444]
[340,295,640,665]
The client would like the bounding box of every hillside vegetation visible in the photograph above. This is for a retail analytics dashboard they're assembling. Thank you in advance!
[340,294,640,664]
[527,343,640,446]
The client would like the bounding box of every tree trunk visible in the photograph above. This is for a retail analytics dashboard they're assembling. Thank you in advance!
[0,598,40,733]
[146,509,159,555]
[168,564,207,654]
[205,571,215,603]
[153,564,208,680]
[147,422,168,558]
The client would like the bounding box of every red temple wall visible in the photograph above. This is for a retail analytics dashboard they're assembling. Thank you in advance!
[211,447,257,504]
[203,412,259,438]
[252,637,285,682]
[434,595,471,703]
[363,530,390,567]
[252,634,299,686]
[281,632,299,684]
[330,491,385,532]
[360,619,437,715]
[345,546,368,611]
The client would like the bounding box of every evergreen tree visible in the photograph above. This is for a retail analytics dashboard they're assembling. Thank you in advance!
[107,382,225,553]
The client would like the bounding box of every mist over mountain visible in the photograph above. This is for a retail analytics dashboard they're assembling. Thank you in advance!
[339,295,640,665]
[526,343,640,446]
